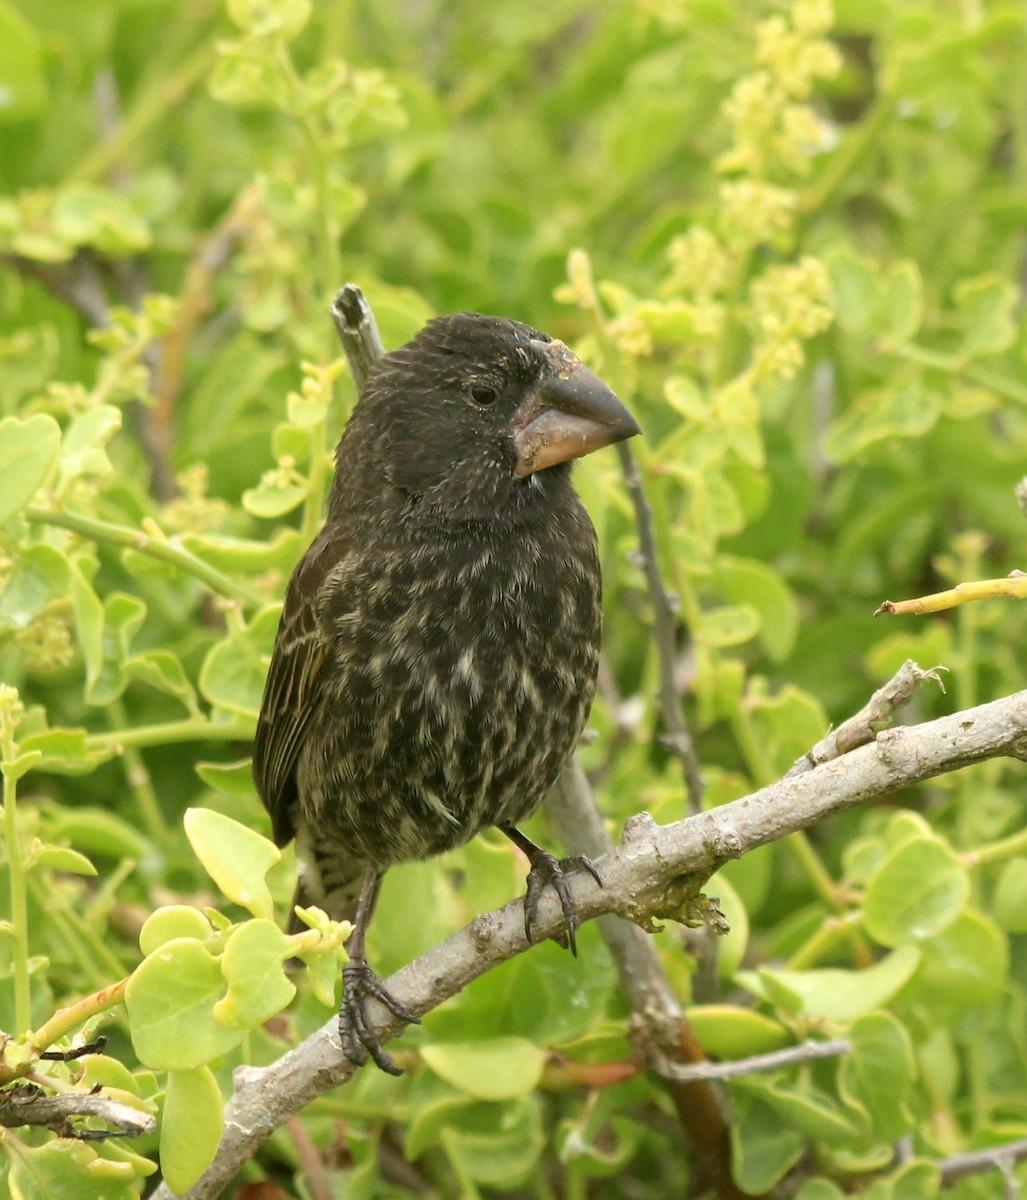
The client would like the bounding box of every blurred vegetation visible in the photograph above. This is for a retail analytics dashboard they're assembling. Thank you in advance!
[3,0,1027,1195]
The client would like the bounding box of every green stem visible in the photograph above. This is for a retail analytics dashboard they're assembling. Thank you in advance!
[785,911,861,969]
[800,93,895,217]
[965,824,1027,868]
[273,41,341,298]
[2,759,31,1036]
[30,874,127,989]
[86,714,254,754]
[963,363,1027,407]
[108,700,170,842]
[24,506,266,609]
[894,346,1027,407]
[29,979,128,1055]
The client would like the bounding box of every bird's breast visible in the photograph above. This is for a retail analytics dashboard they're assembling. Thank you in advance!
[299,515,601,862]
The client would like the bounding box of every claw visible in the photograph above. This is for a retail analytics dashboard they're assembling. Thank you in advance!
[522,851,603,957]
[339,960,421,1076]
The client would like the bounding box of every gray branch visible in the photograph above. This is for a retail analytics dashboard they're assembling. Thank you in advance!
[938,1137,1027,1185]
[151,686,1027,1199]
[655,1037,851,1082]
[0,1083,156,1141]
[787,659,947,777]
[616,440,704,814]
[330,284,385,392]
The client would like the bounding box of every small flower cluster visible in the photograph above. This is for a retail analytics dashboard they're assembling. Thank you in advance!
[161,464,229,535]
[748,256,834,381]
[718,0,841,180]
[15,600,75,675]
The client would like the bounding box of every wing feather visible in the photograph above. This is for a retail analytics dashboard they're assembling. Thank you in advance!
[253,526,343,844]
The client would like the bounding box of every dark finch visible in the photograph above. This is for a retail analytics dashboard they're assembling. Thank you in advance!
[253,312,639,1073]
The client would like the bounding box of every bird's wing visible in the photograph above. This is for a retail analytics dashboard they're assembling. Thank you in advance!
[253,526,341,845]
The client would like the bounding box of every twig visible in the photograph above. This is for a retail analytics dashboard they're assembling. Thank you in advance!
[330,285,385,392]
[938,1138,1027,1185]
[786,659,945,777]
[876,575,1027,617]
[616,441,704,815]
[3,252,111,328]
[285,1115,334,1200]
[23,506,265,609]
[150,685,1027,1200]
[552,763,753,1200]
[655,1037,850,1082]
[0,1083,155,1141]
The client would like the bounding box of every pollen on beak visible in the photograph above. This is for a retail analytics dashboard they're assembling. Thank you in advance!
[511,347,640,477]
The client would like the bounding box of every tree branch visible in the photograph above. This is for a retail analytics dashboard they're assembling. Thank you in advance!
[786,659,946,777]
[0,1083,155,1141]
[151,686,1027,1199]
[655,1037,851,1082]
[616,440,705,814]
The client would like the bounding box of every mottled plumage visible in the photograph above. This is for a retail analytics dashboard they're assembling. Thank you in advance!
[254,312,639,1072]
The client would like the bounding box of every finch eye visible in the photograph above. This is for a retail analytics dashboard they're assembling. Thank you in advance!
[469,384,497,406]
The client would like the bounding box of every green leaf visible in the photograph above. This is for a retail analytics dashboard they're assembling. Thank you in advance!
[181,528,303,576]
[0,413,61,525]
[993,859,1027,933]
[87,592,148,705]
[421,1038,547,1101]
[906,909,1008,1008]
[241,474,308,518]
[823,380,941,464]
[730,1087,805,1192]
[695,604,760,648]
[213,919,295,1029]
[227,0,311,38]
[8,1139,139,1200]
[663,375,709,421]
[0,543,70,633]
[0,1,46,124]
[795,1181,847,1200]
[139,906,213,956]
[70,554,104,693]
[52,183,151,256]
[195,758,258,795]
[160,1066,225,1195]
[687,1006,791,1059]
[199,606,279,719]
[863,837,968,946]
[838,1012,914,1140]
[125,938,245,1070]
[45,806,152,858]
[59,404,122,483]
[712,556,798,661]
[878,261,923,349]
[123,650,200,715]
[440,1098,544,1187]
[826,246,878,335]
[953,274,1018,358]
[184,807,279,919]
[737,946,921,1021]
[733,1075,861,1143]
[31,845,97,875]
[557,1114,644,1179]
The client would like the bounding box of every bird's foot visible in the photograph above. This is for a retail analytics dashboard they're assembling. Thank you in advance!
[523,851,602,957]
[339,959,420,1076]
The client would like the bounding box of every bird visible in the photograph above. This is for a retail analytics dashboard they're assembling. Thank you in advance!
[253,311,640,1074]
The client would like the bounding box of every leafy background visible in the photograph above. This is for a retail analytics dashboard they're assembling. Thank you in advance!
[3,0,1027,1196]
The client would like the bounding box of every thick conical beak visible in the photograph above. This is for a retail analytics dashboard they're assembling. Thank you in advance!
[511,344,640,477]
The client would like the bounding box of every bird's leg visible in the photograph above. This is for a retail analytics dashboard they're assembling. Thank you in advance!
[339,866,420,1076]
[501,826,602,957]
